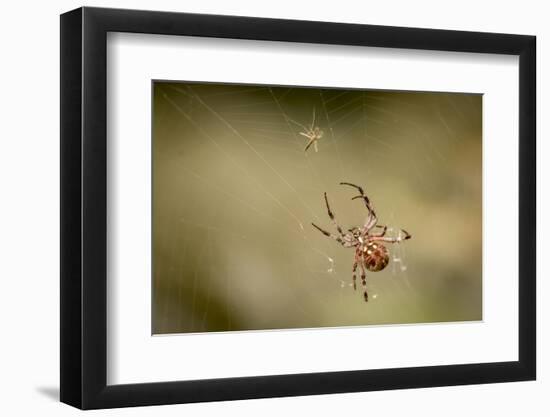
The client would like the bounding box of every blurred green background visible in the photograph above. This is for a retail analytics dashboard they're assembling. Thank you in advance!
[152,81,482,334]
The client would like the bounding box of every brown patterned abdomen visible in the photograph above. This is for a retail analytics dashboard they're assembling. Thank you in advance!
[363,242,389,272]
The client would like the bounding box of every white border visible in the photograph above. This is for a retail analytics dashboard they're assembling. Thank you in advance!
[107,33,519,385]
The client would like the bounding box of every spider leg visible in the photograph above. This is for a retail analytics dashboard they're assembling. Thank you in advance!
[359,260,368,302]
[371,225,387,237]
[310,107,316,130]
[311,223,346,246]
[370,229,411,243]
[340,182,378,230]
[352,250,360,291]
[364,215,378,232]
[340,182,365,196]
[323,193,345,236]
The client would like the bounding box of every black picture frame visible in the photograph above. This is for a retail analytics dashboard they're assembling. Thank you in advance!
[60,6,536,410]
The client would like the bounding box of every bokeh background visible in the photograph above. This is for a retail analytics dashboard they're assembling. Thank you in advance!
[152,81,482,334]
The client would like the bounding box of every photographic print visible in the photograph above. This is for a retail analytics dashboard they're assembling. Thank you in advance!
[153,81,482,334]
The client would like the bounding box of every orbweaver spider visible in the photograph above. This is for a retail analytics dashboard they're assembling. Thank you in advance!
[312,182,411,302]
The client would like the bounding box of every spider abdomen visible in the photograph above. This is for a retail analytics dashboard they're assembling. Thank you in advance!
[363,242,389,272]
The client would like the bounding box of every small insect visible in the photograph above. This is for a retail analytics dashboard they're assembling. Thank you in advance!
[312,182,411,302]
[287,108,324,153]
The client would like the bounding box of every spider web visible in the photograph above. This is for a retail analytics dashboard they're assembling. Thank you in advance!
[153,82,482,334]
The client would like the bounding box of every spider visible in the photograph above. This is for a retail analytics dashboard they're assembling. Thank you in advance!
[287,108,324,153]
[312,182,411,302]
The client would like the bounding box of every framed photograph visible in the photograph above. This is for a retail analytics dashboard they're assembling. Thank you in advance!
[60,6,536,409]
